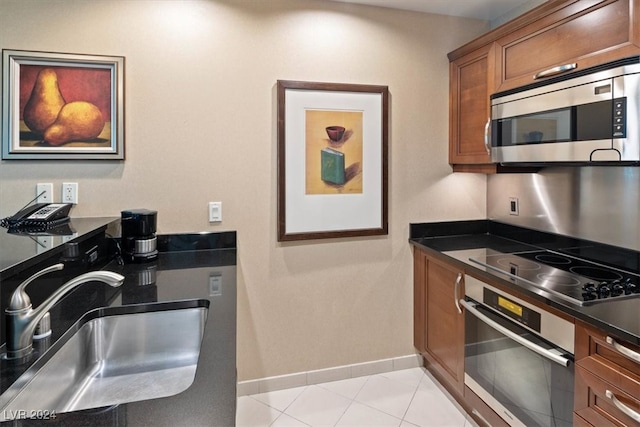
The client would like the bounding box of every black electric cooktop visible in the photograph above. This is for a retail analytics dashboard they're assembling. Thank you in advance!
[470,250,640,306]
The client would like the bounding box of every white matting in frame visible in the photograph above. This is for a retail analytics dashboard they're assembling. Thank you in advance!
[277,80,388,241]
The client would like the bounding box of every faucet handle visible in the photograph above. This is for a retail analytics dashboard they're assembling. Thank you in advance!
[33,312,52,339]
[8,264,65,311]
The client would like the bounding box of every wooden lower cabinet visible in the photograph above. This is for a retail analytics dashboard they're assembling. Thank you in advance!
[574,320,640,426]
[413,247,640,427]
[413,247,510,425]
[413,248,465,397]
[413,248,427,353]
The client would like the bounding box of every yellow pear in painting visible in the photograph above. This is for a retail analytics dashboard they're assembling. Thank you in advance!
[43,101,105,146]
[23,68,66,135]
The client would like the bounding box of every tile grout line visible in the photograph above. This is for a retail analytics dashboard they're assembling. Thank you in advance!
[254,383,309,416]
[352,374,417,426]
[270,409,310,427]
[398,370,425,424]
[331,392,356,427]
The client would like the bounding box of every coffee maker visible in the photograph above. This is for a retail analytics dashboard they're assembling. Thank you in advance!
[121,209,158,263]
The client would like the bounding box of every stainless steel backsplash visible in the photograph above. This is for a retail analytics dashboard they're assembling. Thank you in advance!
[487,167,640,251]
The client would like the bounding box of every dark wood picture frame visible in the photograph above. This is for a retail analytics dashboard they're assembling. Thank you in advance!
[277,80,389,241]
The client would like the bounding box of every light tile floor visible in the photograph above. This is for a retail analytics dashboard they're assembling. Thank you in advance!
[236,367,479,427]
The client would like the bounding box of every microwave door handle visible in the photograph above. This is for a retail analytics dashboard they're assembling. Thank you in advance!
[534,63,577,80]
[459,299,571,367]
[483,118,491,155]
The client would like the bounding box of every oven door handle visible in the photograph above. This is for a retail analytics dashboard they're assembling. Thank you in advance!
[460,299,571,367]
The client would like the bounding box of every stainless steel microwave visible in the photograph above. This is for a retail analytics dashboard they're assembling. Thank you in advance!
[490,57,640,164]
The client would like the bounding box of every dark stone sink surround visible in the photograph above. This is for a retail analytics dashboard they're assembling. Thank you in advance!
[0,218,236,426]
[410,220,640,346]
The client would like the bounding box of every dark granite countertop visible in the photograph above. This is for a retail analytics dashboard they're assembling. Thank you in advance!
[0,227,237,426]
[410,220,640,346]
[0,217,120,280]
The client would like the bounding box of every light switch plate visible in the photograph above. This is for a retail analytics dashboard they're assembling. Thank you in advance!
[209,273,222,296]
[208,202,222,222]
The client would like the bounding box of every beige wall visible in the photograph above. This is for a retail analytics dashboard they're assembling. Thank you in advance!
[0,0,488,381]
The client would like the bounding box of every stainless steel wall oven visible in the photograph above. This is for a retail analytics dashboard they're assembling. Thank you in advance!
[461,276,575,427]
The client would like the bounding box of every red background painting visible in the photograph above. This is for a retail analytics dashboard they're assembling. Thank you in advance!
[19,65,112,122]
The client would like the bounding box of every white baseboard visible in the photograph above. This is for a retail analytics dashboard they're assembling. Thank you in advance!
[237,353,423,396]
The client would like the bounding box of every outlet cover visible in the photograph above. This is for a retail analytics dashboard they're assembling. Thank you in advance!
[509,197,519,216]
[62,182,78,204]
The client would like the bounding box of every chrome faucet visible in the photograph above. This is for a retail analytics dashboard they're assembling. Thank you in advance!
[5,263,124,359]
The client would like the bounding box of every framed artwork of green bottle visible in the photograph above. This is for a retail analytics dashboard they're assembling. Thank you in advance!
[277,80,388,242]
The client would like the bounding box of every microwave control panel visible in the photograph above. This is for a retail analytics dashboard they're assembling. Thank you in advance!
[613,97,626,138]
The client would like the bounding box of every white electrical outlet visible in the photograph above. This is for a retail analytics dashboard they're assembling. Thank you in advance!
[36,183,53,203]
[62,182,78,204]
[208,202,222,222]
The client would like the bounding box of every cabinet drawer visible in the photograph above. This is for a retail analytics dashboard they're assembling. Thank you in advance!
[575,365,640,426]
[575,321,640,426]
[495,0,640,92]
[464,386,509,427]
[575,321,640,377]
[574,413,595,426]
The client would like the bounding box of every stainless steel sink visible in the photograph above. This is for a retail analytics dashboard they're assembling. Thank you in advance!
[0,300,209,420]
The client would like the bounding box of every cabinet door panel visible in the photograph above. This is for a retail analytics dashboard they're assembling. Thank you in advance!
[449,44,494,167]
[496,0,640,92]
[453,55,489,158]
[425,258,465,394]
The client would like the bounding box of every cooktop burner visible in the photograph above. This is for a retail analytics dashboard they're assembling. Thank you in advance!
[470,250,640,306]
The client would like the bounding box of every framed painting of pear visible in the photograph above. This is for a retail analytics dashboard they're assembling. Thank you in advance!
[2,50,124,159]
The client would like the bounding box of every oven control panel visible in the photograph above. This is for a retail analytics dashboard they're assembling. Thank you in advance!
[465,274,575,354]
[483,287,541,332]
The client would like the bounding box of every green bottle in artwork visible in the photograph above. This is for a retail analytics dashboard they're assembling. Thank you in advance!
[320,147,345,185]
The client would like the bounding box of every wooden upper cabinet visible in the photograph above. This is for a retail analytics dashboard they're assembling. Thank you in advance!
[447,0,640,172]
[495,0,640,93]
[449,43,495,171]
